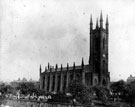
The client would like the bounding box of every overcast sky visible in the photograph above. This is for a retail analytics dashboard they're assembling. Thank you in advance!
[0,0,135,82]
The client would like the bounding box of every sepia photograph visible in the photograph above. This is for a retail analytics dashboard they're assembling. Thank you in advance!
[0,0,135,107]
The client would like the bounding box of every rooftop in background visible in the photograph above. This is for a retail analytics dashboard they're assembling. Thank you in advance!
[127,75,135,83]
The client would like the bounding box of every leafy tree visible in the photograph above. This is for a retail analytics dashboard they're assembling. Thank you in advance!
[0,84,15,95]
[67,80,92,104]
[17,82,39,95]
[37,89,46,96]
[131,80,135,84]
[92,86,109,105]
[49,92,70,103]
[123,83,135,107]
[110,80,135,107]
[0,83,6,94]
[110,80,125,99]
[4,85,14,94]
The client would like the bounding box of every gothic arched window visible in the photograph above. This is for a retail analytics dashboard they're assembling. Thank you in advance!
[69,74,73,82]
[103,60,106,74]
[103,38,105,49]
[57,75,61,92]
[94,79,98,85]
[63,75,67,92]
[102,79,106,86]
[52,75,55,91]
[47,76,50,92]
[42,76,45,89]
[76,74,80,80]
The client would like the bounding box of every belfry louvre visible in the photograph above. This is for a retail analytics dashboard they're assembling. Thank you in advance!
[39,12,110,92]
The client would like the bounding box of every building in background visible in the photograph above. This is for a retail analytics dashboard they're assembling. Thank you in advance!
[40,12,110,93]
[127,75,135,83]
[10,78,40,89]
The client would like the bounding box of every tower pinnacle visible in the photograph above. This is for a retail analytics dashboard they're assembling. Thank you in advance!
[96,18,99,29]
[106,15,109,33]
[90,14,93,25]
[73,62,75,68]
[61,64,63,70]
[39,64,42,74]
[67,63,69,70]
[48,62,50,69]
[81,57,84,67]
[100,11,103,28]
[90,14,93,33]
[55,64,58,70]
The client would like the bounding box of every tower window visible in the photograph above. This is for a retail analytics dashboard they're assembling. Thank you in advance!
[102,79,106,86]
[94,79,98,85]
[103,38,105,49]
[103,60,106,74]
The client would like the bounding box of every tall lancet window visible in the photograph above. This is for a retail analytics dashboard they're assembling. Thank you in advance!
[42,76,45,89]
[103,60,106,74]
[103,38,105,50]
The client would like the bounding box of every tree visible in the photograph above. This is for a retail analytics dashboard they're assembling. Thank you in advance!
[0,83,6,94]
[0,84,15,95]
[17,82,39,95]
[110,80,125,99]
[123,83,135,107]
[49,92,70,103]
[4,85,15,94]
[68,80,93,104]
[92,86,109,105]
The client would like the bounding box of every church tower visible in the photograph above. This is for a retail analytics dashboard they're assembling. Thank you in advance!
[89,12,109,86]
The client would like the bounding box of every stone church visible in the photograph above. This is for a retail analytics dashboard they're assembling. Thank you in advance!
[39,12,110,92]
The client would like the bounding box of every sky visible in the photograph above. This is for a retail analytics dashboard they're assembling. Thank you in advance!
[0,0,135,82]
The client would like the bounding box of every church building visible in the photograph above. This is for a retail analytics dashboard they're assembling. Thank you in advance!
[39,12,110,92]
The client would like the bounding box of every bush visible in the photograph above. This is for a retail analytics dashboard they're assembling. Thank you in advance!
[48,92,70,103]
[67,80,92,104]
[92,86,109,105]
